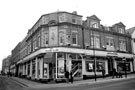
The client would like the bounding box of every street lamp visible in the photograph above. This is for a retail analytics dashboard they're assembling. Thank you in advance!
[122,57,127,78]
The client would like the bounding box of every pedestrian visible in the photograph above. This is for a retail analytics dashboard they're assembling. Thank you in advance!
[112,68,116,79]
[117,67,122,78]
[70,71,74,83]
[119,70,123,78]
[65,70,69,83]
[102,68,105,78]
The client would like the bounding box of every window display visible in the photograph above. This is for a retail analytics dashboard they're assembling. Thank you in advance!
[58,59,65,77]
[86,61,104,72]
[43,63,48,78]
[117,62,130,72]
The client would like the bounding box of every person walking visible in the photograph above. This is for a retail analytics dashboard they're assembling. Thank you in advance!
[70,71,74,83]
[65,70,69,83]
[112,68,117,79]
[118,67,123,78]
[102,68,105,78]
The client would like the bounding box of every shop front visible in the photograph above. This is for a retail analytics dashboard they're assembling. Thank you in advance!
[17,47,134,81]
[82,56,108,78]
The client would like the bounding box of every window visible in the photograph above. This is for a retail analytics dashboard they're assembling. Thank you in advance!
[85,61,105,72]
[44,33,49,46]
[59,30,65,45]
[91,34,100,48]
[71,31,78,45]
[42,16,48,24]
[106,37,114,50]
[29,43,31,53]
[134,39,135,42]
[28,63,30,75]
[59,14,65,22]
[72,18,77,24]
[42,30,49,47]
[91,22,98,28]
[32,60,35,77]
[37,36,41,48]
[119,39,126,51]
[118,28,124,34]
[117,62,130,72]
[105,26,110,31]
[33,37,37,51]
[27,41,31,54]
[27,44,29,54]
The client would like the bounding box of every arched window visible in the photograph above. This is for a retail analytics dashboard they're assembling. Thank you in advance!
[91,22,98,28]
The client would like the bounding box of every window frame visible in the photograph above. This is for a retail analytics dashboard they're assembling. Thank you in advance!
[59,29,66,45]
[106,37,115,49]
[118,28,124,34]
[59,14,65,23]
[90,34,100,48]
[91,22,98,28]
[71,31,78,46]
[72,18,77,24]
[44,32,49,46]
[119,39,126,51]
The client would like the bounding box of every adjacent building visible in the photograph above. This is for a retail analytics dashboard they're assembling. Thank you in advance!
[2,55,11,74]
[10,42,21,76]
[127,27,135,72]
[7,11,134,81]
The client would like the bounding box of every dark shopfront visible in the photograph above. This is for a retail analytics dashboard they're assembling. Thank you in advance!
[107,56,133,76]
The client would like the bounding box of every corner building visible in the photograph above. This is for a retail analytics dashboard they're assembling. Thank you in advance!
[17,11,134,81]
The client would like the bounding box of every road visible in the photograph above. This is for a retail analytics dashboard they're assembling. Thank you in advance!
[0,76,135,90]
[0,76,25,90]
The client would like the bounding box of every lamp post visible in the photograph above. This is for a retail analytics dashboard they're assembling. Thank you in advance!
[93,48,97,81]
[122,57,127,78]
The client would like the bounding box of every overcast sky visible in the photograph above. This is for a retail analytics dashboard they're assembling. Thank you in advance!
[0,0,135,70]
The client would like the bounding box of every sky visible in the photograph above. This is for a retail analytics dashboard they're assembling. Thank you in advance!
[0,0,135,70]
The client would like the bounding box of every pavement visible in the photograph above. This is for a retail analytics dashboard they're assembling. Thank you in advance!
[9,74,135,89]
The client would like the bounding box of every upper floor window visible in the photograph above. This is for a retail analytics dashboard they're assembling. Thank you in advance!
[27,41,31,54]
[42,16,48,25]
[106,37,115,50]
[59,30,66,45]
[91,22,98,28]
[72,18,77,24]
[59,14,65,22]
[37,35,41,48]
[44,33,49,46]
[71,31,78,45]
[90,34,100,48]
[118,28,124,34]
[33,37,37,51]
[119,39,126,51]
[42,30,49,47]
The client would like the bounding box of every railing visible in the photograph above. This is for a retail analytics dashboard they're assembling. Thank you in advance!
[71,63,82,77]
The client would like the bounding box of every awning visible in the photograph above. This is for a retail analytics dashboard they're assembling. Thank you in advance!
[44,52,55,63]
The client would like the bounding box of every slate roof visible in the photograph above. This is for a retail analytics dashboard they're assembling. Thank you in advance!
[126,26,135,35]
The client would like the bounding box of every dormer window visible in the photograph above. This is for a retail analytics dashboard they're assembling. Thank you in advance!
[104,26,110,31]
[91,22,98,28]
[119,28,124,34]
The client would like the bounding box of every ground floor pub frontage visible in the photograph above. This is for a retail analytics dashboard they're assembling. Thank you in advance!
[14,47,134,81]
